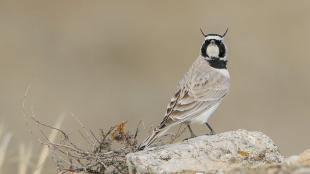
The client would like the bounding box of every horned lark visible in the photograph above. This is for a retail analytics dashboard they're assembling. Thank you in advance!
[138,29,230,150]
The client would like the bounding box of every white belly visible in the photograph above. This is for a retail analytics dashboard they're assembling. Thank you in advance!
[191,102,220,124]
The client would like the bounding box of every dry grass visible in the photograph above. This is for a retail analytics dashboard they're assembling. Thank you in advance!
[36,118,187,174]
[0,115,64,174]
[9,86,186,173]
[33,115,65,174]
[18,143,33,174]
[0,125,13,173]
[44,120,140,174]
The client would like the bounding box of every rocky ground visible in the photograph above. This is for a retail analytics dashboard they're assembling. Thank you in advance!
[126,130,310,174]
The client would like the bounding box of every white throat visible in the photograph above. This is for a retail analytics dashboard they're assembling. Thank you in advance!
[206,44,219,57]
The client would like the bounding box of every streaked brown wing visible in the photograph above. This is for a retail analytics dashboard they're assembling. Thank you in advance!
[159,68,229,128]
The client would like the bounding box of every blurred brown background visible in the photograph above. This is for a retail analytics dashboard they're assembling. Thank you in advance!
[1,0,310,173]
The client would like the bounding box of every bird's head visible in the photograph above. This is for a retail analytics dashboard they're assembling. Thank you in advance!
[200,29,228,61]
[200,29,228,69]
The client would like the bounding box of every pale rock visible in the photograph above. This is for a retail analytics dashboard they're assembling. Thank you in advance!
[127,129,283,174]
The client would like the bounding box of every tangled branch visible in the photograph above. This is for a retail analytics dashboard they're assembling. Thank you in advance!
[38,119,187,174]
[42,121,139,174]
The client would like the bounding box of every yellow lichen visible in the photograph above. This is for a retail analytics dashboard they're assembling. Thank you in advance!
[238,150,250,157]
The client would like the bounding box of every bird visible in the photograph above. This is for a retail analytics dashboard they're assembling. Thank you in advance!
[138,29,230,150]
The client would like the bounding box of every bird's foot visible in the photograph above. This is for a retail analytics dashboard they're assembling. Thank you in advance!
[205,130,215,136]
[183,134,196,141]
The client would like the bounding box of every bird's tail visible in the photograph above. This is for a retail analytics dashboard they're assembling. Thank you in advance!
[138,127,168,150]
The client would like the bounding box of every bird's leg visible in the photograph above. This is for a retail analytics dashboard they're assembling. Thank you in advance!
[184,124,196,141]
[205,122,215,135]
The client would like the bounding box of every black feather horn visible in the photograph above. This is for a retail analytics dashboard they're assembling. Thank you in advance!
[222,28,228,37]
[200,28,207,37]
